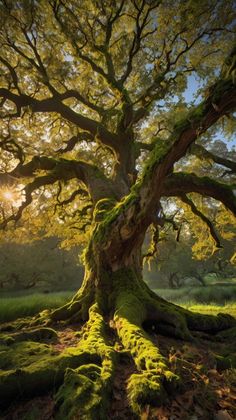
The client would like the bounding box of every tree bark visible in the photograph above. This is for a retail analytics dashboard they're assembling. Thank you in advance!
[1,212,236,417]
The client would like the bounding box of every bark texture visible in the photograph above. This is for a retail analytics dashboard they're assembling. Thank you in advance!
[1,217,236,418]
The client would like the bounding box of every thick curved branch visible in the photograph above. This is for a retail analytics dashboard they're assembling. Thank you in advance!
[0,154,120,228]
[138,73,236,218]
[179,193,222,249]
[190,143,236,173]
[58,90,106,115]
[96,67,236,253]
[0,88,119,152]
[0,156,115,198]
[162,172,236,216]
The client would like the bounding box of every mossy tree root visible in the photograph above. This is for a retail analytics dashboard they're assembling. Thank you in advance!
[111,276,236,414]
[0,343,101,409]
[114,292,180,414]
[0,327,58,345]
[184,310,236,333]
[1,262,236,418]
[0,304,117,419]
[50,287,94,324]
[137,280,236,338]
[55,303,117,419]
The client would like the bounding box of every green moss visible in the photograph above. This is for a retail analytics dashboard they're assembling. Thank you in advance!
[0,341,53,371]
[0,317,111,409]
[93,198,117,222]
[215,354,236,371]
[140,139,172,184]
[54,304,116,419]
[0,340,104,408]
[114,289,179,414]
[55,365,107,420]
[0,335,15,346]
[127,372,166,414]
[186,311,236,333]
[91,191,139,246]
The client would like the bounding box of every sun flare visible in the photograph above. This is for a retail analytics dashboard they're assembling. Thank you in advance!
[2,190,14,201]
[0,186,22,205]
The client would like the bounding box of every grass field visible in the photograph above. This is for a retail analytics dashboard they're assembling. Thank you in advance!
[181,302,236,317]
[0,291,73,323]
[154,284,236,304]
[0,288,236,323]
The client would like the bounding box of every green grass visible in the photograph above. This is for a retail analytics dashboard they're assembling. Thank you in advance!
[153,285,236,318]
[181,302,236,318]
[153,285,236,305]
[0,286,236,324]
[0,291,73,323]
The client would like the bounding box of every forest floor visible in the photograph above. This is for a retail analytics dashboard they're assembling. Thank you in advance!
[0,292,236,419]
[0,316,236,419]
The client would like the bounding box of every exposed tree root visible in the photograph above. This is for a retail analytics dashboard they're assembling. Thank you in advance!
[1,276,236,418]
[50,285,94,323]
[54,304,116,419]
[0,327,58,345]
[113,292,179,414]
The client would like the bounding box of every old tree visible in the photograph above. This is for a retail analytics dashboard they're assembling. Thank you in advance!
[0,0,236,417]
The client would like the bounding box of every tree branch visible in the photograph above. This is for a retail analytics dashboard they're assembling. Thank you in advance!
[179,193,222,248]
[139,73,236,215]
[133,29,233,123]
[190,143,236,173]
[0,88,119,152]
[162,172,236,216]
[56,132,94,153]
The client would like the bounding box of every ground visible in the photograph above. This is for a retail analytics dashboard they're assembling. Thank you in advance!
[0,302,236,420]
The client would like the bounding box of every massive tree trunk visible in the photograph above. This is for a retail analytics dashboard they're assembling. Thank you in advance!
[1,204,235,418]
[1,112,236,416]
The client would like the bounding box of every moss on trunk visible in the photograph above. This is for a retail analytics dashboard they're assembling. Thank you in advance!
[1,261,235,418]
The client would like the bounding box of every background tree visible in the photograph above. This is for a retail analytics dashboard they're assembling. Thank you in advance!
[0,0,236,417]
[0,237,83,291]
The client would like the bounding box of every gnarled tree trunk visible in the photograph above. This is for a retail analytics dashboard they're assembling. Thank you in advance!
[1,202,234,418]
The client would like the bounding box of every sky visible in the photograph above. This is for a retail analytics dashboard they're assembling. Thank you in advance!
[184,75,236,150]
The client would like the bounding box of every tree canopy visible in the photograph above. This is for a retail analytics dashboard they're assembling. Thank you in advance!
[1,1,236,418]
[0,0,235,251]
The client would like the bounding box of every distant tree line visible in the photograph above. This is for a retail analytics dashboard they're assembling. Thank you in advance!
[144,231,236,289]
[0,237,83,292]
